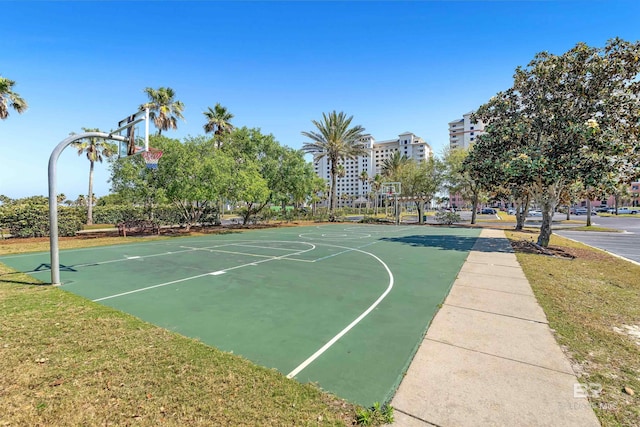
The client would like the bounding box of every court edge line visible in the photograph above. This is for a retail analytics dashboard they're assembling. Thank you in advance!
[21,241,310,274]
[92,243,317,302]
[286,245,394,379]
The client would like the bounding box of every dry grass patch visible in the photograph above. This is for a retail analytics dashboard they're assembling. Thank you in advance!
[0,242,360,425]
[506,231,640,426]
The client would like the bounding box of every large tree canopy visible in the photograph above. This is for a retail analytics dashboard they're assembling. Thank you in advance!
[473,38,640,246]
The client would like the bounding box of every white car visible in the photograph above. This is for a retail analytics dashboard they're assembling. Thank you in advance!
[528,210,543,217]
[611,207,638,214]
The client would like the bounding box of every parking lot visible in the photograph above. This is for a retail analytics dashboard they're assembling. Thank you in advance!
[554,216,640,264]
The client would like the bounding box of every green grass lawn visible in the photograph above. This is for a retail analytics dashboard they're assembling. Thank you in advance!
[0,236,360,426]
[507,231,640,426]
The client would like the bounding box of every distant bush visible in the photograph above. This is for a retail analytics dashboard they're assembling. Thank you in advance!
[435,211,461,225]
[0,204,85,237]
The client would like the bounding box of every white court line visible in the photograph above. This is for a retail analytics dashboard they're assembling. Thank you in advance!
[312,241,377,262]
[93,243,316,302]
[286,243,394,379]
[93,272,215,302]
[230,243,301,252]
[22,241,308,275]
[205,249,279,259]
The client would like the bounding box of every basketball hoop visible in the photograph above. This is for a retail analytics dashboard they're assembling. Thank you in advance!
[141,149,163,169]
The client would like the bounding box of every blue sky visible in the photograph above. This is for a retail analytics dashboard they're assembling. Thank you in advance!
[1,0,639,199]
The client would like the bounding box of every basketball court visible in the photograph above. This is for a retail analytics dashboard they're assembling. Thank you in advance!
[1,224,480,405]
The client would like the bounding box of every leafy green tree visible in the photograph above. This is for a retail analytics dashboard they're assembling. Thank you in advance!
[0,76,27,120]
[203,103,234,148]
[474,39,640,246]
[109,135,169,215]
[155,135,268,228]
[72,128,117,225]
[140,87,185,135]
[396,157,443,224]
[224,127,308,224]
[301,111,367,221]
[444,147,490,225]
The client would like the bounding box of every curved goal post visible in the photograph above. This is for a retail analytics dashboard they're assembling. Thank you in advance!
[47,109,149,286]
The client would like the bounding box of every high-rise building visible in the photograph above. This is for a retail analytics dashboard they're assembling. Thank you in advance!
[312,132,432,206]
[449,112,485,150]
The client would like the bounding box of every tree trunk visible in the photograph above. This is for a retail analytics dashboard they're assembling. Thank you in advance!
[515,203,525,231]
[586,198,592,227]
[537,197,556,247]
[470,193,478,225]
[329,160,337,221]
[87,161,94,225]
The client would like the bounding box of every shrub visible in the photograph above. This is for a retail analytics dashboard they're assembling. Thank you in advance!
[435,211,461,225]
[0,204,85,237]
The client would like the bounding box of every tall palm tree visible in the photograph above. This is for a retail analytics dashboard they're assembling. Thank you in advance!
[370,173,383,216]
[203,103,234,148]
[301,111,367,220]
[359,170,369,212]
[0,76,28,120]
[72,128,116,225]
[140,87,185,135]
[381,151,410,179]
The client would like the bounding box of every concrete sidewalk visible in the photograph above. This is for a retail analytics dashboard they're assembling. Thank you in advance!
[391,228,600,427]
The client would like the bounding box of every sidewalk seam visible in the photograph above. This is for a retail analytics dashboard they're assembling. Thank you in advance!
[443,302,548,324]
[393,408,442,427]
[464,260,522,269]
[456,271,528,280]
[423,337,576,377]
[454,283,535,297]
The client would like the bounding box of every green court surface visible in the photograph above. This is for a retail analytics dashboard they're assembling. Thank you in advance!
[0,224,481,406]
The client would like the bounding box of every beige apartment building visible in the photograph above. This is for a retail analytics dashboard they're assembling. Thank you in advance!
[313,132,432,206]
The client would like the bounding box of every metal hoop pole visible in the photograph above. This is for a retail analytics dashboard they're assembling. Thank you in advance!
[48,132,127,285]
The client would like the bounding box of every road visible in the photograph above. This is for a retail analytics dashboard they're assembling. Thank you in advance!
[554,215,640,264]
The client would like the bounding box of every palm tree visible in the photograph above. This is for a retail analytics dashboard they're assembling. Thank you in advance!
[140,87,185,135]
[301,111,367,220]
[381,151,409,179]
[359,170,369,212]
[0,76,28,120]
[203,103,234,148]
[370,174,383,216]
[71,128,116,225]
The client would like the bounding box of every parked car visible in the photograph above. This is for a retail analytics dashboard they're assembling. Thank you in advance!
[595,206,610,213]
[528,210,543,217]
[480,208,497,214]
[609,207,639,214]
[573,208,597,216]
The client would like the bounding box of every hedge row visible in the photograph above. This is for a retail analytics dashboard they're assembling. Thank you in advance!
[0,205,85,238]
[0,204,188,238]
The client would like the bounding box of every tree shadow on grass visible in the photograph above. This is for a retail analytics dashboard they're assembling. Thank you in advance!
[379,235,514,253]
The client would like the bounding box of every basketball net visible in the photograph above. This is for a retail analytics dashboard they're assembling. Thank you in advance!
[141,149,163,169]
